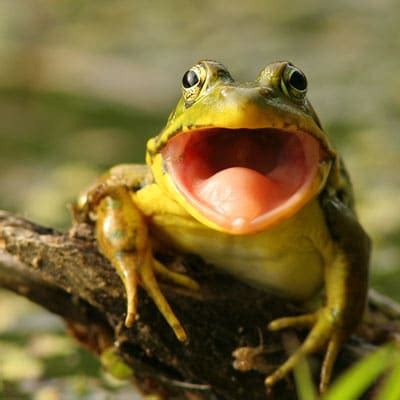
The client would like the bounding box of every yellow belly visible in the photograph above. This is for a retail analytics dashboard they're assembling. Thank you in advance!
[134,184,335,301]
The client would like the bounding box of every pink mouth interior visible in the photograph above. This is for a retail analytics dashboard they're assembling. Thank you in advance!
[162,128,322,232]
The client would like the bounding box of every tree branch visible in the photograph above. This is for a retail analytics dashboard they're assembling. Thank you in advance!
[0,210,398,399]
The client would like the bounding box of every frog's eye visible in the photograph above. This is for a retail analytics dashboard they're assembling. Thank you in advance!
[182,69,200,89]
[281,64,307,100]
[181,64,207,105]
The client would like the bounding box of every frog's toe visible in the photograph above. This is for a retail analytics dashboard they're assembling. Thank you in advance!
[320,331,345,393]
[111,251,140,328]
[265,308,339,391]
[114,249,188,341]
[123,264,139,327]
[154,259,200,291]
[268,312,317,331]
[141,252,187,342]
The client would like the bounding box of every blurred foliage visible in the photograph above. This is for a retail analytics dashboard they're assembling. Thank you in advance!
[295,343,400,400]
[322,344,399,400]
[0,0,399,398]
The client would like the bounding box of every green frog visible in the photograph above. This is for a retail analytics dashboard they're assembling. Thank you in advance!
[75,60,371,392]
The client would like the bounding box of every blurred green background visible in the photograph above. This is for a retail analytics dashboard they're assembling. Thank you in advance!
[0,1,399,398]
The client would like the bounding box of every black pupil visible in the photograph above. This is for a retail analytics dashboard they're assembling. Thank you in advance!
[182,70,199,88]
[289,70,307,91]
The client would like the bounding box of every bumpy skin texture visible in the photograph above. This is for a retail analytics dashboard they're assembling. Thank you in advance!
[75,60,370,393]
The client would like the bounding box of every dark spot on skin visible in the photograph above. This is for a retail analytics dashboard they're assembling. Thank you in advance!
[161,160,168,175]
[146,148,156,158]
[133,182,144,191]
[336,191,344,201]
[217,69,233,82]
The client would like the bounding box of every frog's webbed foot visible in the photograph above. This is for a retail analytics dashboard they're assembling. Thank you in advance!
[77,178,199,342]
[266,308,346,393]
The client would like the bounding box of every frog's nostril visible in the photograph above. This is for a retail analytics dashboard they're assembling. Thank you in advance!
[220,87,233,97]
[259,87,273,97]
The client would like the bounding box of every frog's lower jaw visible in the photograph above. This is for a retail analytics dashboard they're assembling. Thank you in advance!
[162,127,331,234]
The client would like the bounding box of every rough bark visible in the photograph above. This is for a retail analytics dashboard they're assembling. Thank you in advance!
[0,210,399,399]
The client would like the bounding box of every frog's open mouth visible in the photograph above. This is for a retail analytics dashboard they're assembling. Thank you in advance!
[162,127,327,234]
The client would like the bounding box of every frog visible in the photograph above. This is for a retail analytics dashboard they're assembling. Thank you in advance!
[74,60,371,393]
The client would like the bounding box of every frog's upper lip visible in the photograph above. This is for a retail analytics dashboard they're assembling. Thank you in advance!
[162,127,330,234]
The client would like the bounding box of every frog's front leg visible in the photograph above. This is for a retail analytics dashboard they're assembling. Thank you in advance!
[265,196,371,393]
[77,173,198,342]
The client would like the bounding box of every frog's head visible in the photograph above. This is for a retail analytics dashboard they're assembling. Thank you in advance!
[147,60,336,234]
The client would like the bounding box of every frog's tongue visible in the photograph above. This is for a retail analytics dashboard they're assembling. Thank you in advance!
[194,167,290,221]
[162,128,322,233]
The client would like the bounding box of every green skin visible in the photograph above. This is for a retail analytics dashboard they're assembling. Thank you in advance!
[75,60,371,393]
